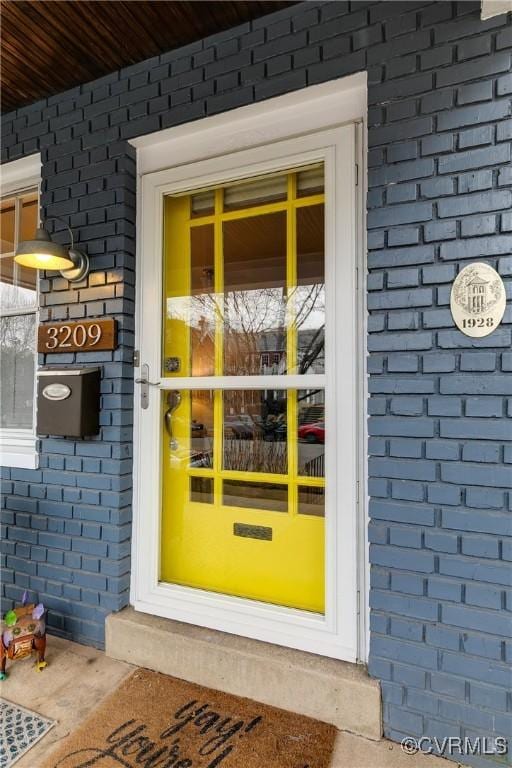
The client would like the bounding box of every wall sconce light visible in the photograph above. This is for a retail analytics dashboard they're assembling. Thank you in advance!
[14,217,89,283]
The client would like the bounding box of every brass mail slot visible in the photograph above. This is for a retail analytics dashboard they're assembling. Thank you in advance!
[233,523,273,541]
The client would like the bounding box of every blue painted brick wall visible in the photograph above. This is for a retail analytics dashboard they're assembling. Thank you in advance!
[1,2,511,765]
[1,140,136,646]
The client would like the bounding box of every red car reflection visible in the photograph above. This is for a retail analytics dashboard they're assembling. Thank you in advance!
[298,422,325,444]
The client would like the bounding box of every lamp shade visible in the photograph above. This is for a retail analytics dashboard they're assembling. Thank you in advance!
[14,228,75,271]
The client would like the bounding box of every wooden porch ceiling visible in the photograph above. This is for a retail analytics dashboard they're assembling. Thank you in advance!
[1,1,295,113]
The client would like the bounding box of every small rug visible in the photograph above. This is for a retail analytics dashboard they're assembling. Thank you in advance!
[41,668,336,768]
[0,699,56,768]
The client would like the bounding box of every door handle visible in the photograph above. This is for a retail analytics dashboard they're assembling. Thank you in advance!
[165,390,181,449]
[135,364,160,410]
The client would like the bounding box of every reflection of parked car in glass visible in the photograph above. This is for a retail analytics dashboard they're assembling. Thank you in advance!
[224,419,255,439]
[298,421,325,444]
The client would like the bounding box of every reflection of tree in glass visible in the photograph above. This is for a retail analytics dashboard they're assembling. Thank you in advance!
[181,281,325,375]
[0,281,37,311]
[0,314,35,350]
[294,283,325,374]
[225,287,286,375]
[0,313,36,428]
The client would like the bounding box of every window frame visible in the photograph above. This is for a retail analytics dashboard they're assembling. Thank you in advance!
[0,154,41,470]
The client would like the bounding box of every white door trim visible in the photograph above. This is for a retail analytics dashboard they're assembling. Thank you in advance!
[131,76,367,662]
[131,73,367,174]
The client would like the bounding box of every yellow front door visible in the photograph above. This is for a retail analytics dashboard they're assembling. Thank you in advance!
[160,164,326,613]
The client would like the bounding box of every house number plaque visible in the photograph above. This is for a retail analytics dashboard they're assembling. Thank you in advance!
[38,318,117,353]
[450,262,506,338]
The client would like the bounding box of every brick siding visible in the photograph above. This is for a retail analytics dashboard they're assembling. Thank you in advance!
[1,2,511,765]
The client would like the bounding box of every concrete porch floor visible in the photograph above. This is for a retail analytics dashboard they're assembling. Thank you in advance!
[1,635,452,768]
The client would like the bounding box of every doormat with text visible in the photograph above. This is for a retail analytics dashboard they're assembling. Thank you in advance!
[41,668,336,768]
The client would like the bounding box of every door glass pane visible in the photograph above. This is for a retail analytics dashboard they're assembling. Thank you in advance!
[189,390,214,467]
[0,314,36,429]
[298,389,325,477]
[223,389,287,473]
[190,477,213,504]
[296,204,325,374]
[165,389,214,467]
[164,198,216,378]
[190,224,215,376]
[191,190,214,218]
[224,172,287,211]
[297,164,324,197]
[223,480,288,512]
[298,486,325,517]
[223,212,287,375]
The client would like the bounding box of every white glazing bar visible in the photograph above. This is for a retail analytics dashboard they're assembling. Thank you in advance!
[157,374,326,390]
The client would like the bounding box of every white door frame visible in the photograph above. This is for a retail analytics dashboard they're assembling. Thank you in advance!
[130,75,367,663]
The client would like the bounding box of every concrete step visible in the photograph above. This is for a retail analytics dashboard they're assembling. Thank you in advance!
[106,607,382,741]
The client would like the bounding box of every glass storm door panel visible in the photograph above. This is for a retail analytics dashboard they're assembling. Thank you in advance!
[161,165,326,613]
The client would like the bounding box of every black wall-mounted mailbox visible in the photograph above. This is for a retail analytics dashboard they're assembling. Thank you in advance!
[37,368,101,438]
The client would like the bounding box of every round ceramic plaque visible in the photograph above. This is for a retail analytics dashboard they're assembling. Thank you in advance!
[450,262,506,338]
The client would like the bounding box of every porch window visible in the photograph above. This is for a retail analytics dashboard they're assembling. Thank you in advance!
[0,188,39,468]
